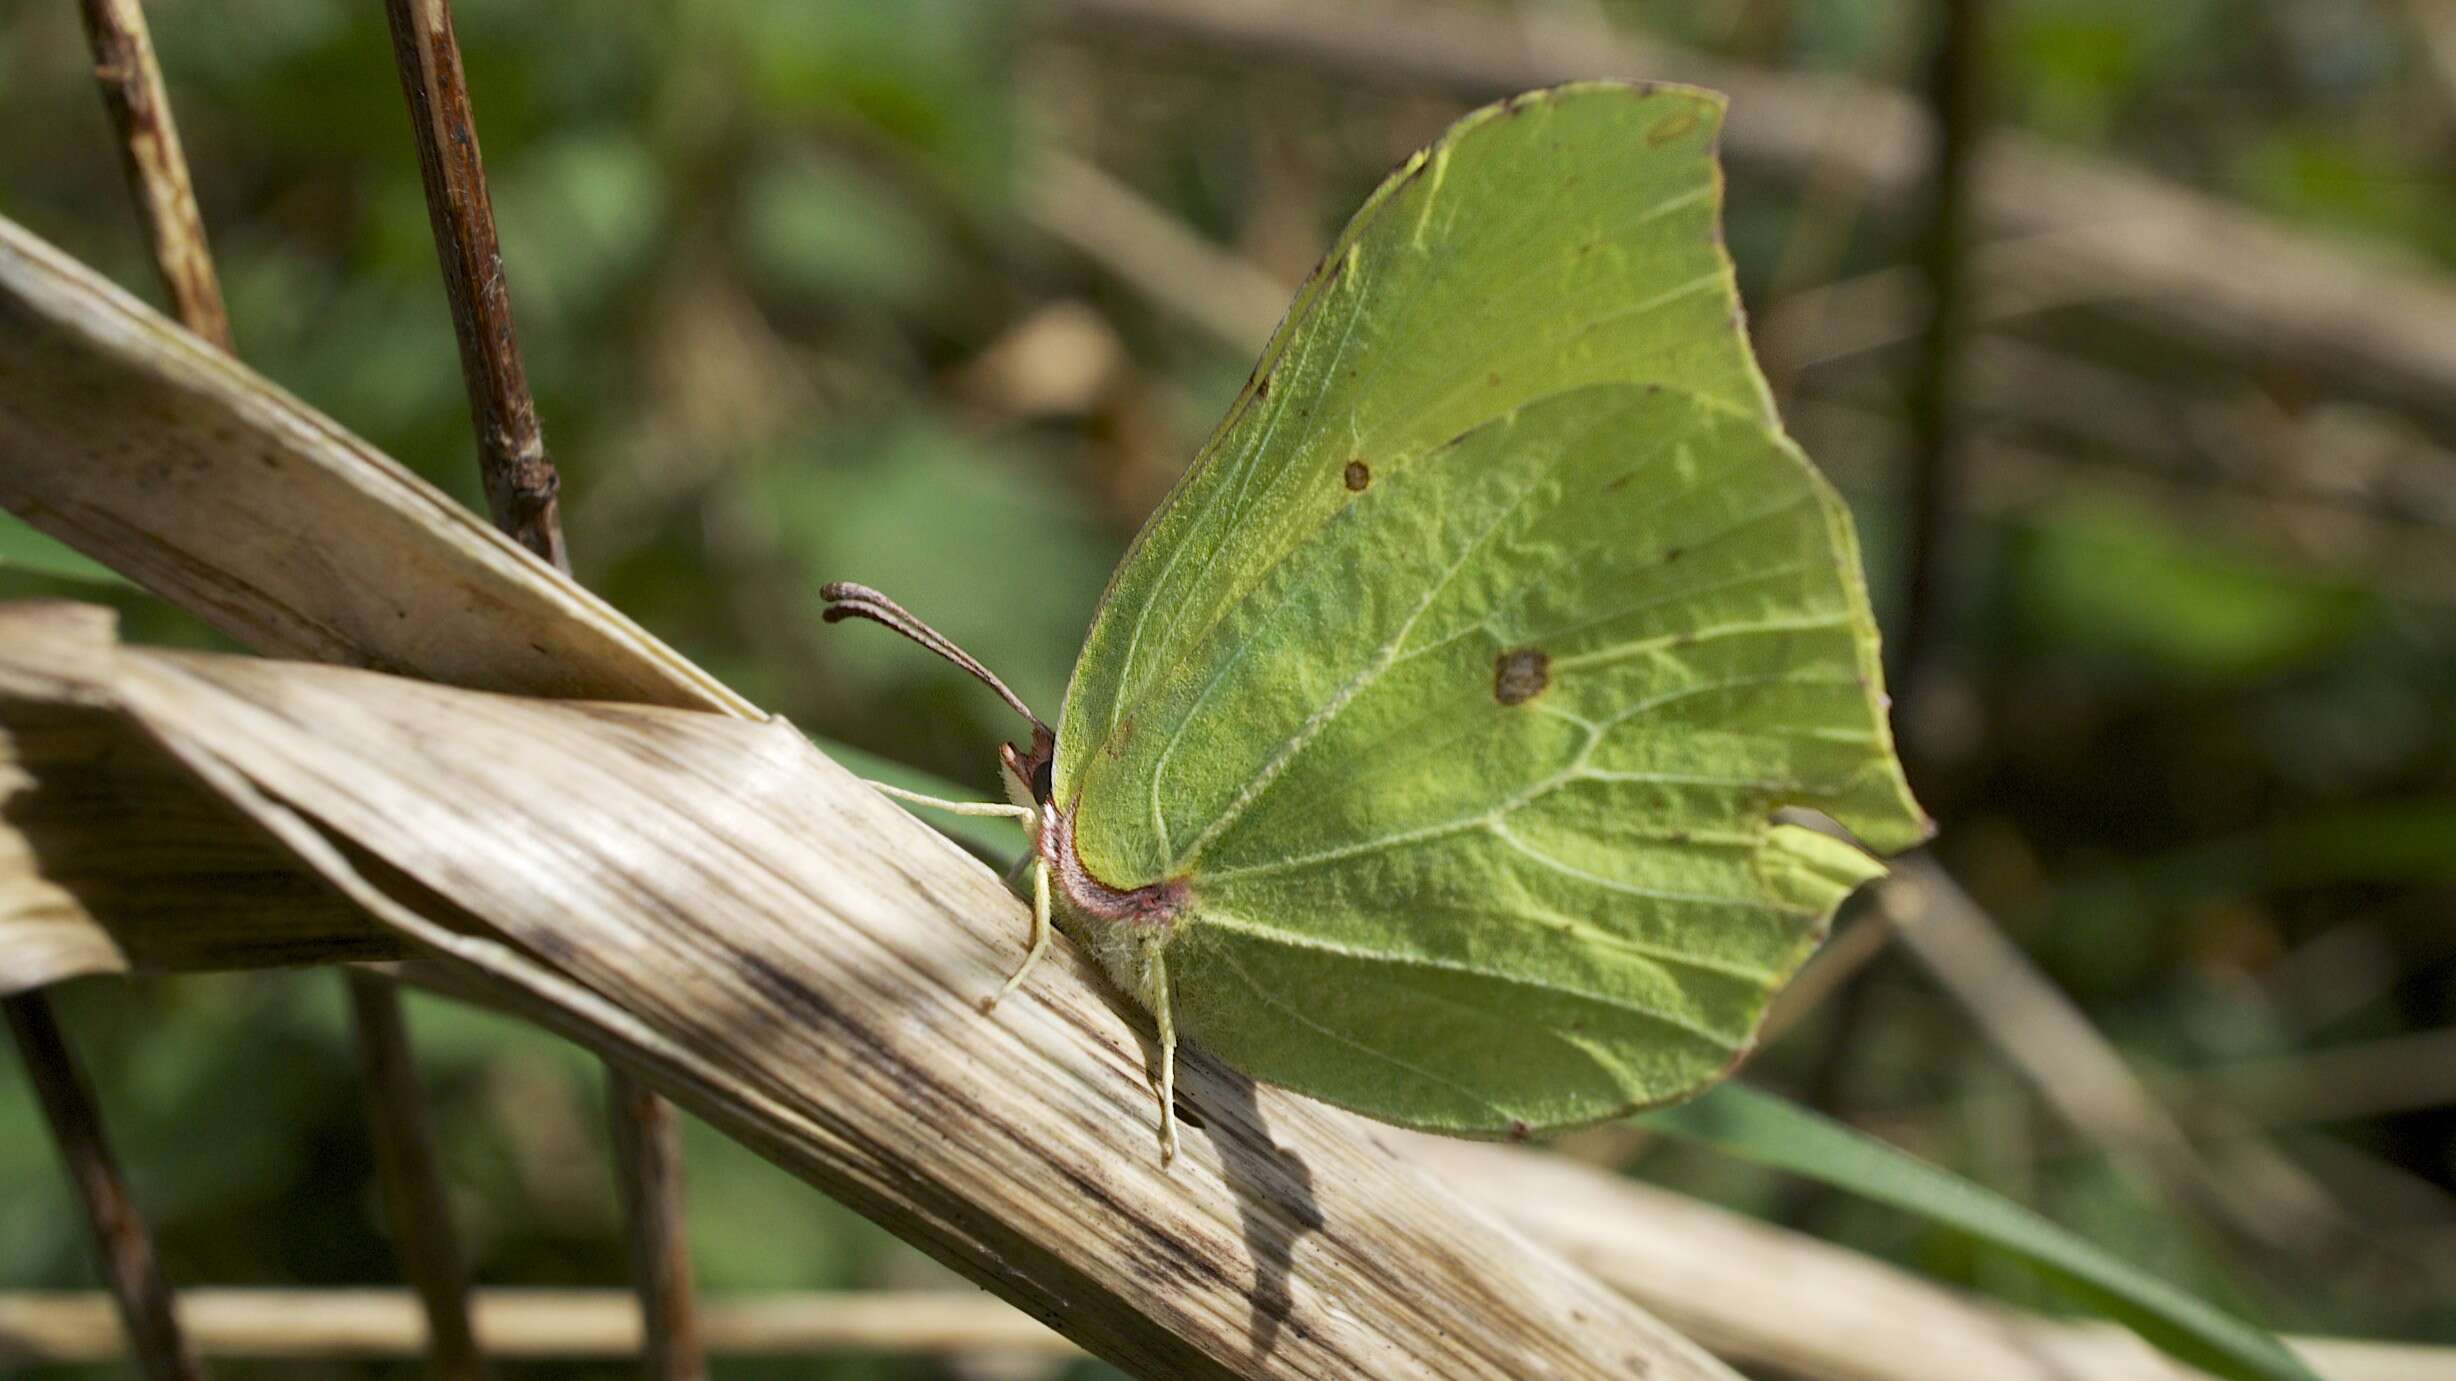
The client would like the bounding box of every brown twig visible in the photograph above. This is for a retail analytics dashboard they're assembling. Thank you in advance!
[380,0,566,570]
[73,0,229,350]
[345,971,488,1381]
[1893,0,1986,693]
[1802,0,1990,1124]
[379,7,703,1372]
[4,993,205,1381]
[608,1071,705,1381]
[72,7,502,1360]
[1758,5,1924,405]
[15,12,231,1378]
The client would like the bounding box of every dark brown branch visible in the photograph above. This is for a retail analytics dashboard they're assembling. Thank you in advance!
[22,14,230,1376]
[345,971,488,1381]
[1895,0,1987,692]
[381,0,566,570]
[4,992,204,1381]
[72,11,507,1356]
[74,0,229,350]
[609,1072,706,1381]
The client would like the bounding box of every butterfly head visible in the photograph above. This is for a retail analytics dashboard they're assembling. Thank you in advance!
[998,724,1057,813]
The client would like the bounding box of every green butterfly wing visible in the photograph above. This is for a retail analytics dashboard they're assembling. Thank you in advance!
[1050,84,1928,1134]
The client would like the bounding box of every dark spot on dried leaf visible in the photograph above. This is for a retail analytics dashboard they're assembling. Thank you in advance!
[1493,648,1550,706]
[1343,459,1370,491]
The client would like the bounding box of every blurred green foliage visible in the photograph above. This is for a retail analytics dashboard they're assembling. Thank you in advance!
[3,0,2453,1374]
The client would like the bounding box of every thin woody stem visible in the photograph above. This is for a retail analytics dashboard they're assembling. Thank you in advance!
[382,0,567,571]
[6,993,204,1381]
[820,582,1051,737]
[77,0,229,351]
[345,971,486,1381]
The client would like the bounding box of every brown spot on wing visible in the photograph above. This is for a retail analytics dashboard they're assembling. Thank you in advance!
[1342,460,1371,491]
[1493,648,1551,706]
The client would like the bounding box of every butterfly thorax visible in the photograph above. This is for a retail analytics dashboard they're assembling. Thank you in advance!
[1035,799,1186,930]
[1000,727,1186,998]
[1024,786,1187,1017]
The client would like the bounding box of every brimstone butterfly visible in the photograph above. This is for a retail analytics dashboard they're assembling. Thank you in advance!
[826,83,1929,1161]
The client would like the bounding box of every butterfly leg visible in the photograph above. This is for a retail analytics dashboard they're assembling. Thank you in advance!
[855,784,1051,1008]
[863,782,1037,821]
[1146,939,1181,1165]
[983,857,1052,1013]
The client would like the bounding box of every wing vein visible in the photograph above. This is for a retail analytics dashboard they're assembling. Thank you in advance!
[1597,671,1866,732]
[1202,911,1745,1047]
[1489,819,1818,916]
[1207,939,1509,1116]
[1553,613,1855,674]
[1165,448,1550,871]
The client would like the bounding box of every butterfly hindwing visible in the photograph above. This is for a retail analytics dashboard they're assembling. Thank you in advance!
[1158,385,1915,1131]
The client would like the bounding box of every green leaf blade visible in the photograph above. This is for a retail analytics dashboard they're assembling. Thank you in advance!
[1646,1084,2323,1381]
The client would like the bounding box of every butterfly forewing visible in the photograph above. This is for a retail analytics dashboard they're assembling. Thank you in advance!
[1056,85,1772,821]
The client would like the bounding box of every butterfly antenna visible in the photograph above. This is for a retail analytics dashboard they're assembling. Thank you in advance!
[820,582,1052,738]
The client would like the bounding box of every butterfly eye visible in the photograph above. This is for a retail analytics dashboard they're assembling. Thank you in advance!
[1030,757,1054,804]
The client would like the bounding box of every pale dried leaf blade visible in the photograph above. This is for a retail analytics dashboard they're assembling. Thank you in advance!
[8,610,2433,1380]
[0,605,124,990]
[0,602,122,706]
[0,822,126,995]
[11,623,1724,1380]
[0,603,398,995]
[0,213,746,714]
